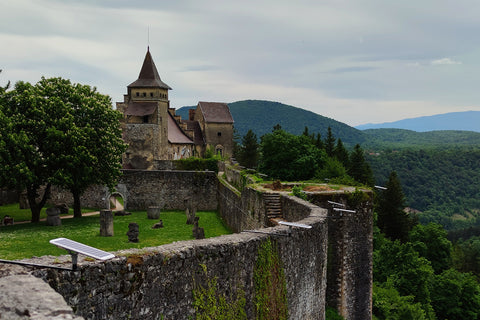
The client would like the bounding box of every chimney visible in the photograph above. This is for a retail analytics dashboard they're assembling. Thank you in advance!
[189,109,196,121]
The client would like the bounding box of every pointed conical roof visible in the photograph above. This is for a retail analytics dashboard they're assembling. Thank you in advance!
[128,48,172,90]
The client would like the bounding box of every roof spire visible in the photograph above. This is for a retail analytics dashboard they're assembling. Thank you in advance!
[147,26,150,51]
[128,48,172,90]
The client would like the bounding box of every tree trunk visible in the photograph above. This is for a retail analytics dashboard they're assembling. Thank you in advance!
[72,189,82,218]
[27,188,41,223]
[26,184,51,223]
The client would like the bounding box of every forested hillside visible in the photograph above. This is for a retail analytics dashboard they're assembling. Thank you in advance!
[367,148,480,230]
[176,100,367,146]
[179,100,480,231]
[362,128,480,149]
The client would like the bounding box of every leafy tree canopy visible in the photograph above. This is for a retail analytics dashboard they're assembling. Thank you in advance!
[430,268,480,320]
[259,129,326,181]
[410,223,452,273]
[0,77,126,220]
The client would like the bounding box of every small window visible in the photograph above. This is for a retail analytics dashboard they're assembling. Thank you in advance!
[143,92,146,97]
[143,115,149,123]
[136,92,139,97]
[217,132,222,137]
[150,92,154,97]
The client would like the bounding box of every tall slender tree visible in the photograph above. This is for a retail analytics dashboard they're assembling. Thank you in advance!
[348,144,374,186]
[324,126,336,157]
[377,171,413,242]
[237,129,259,169]
[334,138,349,168]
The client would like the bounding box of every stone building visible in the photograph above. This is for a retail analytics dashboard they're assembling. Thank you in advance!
[117,48,234,169]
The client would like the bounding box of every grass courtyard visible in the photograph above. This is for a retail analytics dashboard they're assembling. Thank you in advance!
[0,209,232,260]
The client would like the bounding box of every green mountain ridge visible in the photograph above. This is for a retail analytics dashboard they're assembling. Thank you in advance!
[362,128,480,150]
[177,100,367,146]
[178,100,480,230]
[177,100,480,149]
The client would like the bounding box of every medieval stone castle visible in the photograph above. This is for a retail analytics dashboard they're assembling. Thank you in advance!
[0,49,373,320]
[117,48,234,169]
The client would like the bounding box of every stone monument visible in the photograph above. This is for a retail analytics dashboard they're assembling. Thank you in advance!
[100,210,114,236]
[147,206,160,219]
[46,207,61,226]
[127,223,139,242]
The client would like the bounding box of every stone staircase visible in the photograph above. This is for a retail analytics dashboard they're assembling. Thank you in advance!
[264,193,282,222]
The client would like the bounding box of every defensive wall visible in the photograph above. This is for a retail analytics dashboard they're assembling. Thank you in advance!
[49,169,219,212]
[1,165,373,320]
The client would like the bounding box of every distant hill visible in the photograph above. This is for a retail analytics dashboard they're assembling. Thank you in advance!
[176,100,367,146]
[355,111,480,132]
[177,100,480,149]
[362,128,480,149]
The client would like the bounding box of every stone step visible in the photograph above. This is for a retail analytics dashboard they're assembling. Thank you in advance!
[264,192,282,220]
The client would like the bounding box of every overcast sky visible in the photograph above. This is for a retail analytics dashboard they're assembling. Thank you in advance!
[1,0,480,126]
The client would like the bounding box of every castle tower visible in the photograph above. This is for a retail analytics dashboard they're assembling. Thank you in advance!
[117,48,173,169]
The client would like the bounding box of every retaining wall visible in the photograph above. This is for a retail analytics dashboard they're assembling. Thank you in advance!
[308,192,374,320]
[25,199,329,320]
[50,170,218,212]
[0,189,18,206]
[2,167,373,320]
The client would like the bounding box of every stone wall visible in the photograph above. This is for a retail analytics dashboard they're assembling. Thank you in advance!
[217,177,267,232]
[2,166,373,320]
[223,165,257,192]
[50,170,218,212]
[0,275,84,320]
[308,192,374,320]
[0,188,18,206]
[118,170,218,211]
[22,203,328,320]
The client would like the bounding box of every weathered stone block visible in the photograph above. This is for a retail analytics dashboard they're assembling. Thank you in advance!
[46,207,61,226]
[147,206,160,219]
[100,210,114,236]
[127,222,139,242]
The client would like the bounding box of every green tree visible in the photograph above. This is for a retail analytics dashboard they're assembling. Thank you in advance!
[273,123,282,131]
[333,138,349,168]
[237,129,259,169]
[410,223,452,273]
[0,80,57,222]
[348,144,374,186]
[324,126,336,157]
[0,77,126,220]
[315,157,347,181]
[373,282,426,320]
[315,133,325,150]
[44,78,126,218]
[374,239,435,318]
[377,171,413,242]
[259,129,325,181]
[452,237,480,277]
[430,268,480,320]
[302,126,311,138]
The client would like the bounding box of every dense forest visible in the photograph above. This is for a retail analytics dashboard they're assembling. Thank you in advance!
[181,99,480,318]
[362,128,480,149]
[366,148,480,231]
[178,100,480,231]
[232,125,480,319]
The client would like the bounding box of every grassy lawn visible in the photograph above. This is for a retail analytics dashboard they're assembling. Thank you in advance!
[0,203,93,222]
[0,210,232,260]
